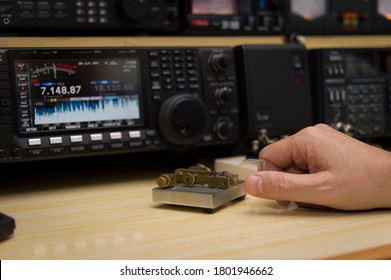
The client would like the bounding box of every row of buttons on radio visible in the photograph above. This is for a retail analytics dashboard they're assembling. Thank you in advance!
[0,55,11,125]
[28,131,144,147]
[14,1,110,24]
[326,63,345,77]
[16,1,69,20]
[26,140,161,157]
[328,88,347,102]
[328,84,384,103]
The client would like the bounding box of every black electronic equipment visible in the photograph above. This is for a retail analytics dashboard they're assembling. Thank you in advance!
[282,0,374,36]
[309,48,391,139]
[234,44,313,153]
[0,47,240,163]
[183,0,284,35]
[0,0,180,36]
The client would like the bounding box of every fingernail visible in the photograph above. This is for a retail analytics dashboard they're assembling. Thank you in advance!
[244,174,263,196]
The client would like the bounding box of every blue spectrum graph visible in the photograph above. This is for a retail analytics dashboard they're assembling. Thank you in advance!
[34,97,140,125]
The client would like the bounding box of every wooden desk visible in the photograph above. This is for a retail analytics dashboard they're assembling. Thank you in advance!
[0,156,390,260]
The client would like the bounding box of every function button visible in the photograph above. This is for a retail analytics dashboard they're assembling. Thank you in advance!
[28,138,42,146]
[76,1,85,7]
[49,137,63,145]
[173,50,184,55]
[53,3,67,11]
[70,135,83,143]
[161,70,172,76]
[76,8,85,15]
[163,84,173,90]
[340,89,347,102]
[87,1,97,8]
[149,61,159,68]
[54,12,68,19]
[151,81,161,90]
[334,89,341,102]
[99,1,108,8]
[99,17,108,24]
[90,133,103,141]
[148,50,159,58]
[150,71,160,79]
[19,11,34,19]
[18,3,34,10]
[348,86,359,95]
[173,56,183,62]
[110,132,122,140]
[37,11,51,19]
[161,63,172,69]
[145,129,156,137]
[129,130,141,139]
[328,89,335,102]
[36,3,51,10]
[87,17,97,23]
[160,56,171,63]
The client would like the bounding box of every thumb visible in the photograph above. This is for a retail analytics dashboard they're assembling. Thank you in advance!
[244,171,332,205]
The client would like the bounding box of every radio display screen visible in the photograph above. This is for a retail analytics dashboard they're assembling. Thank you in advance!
[13,57,142,135]
[191,0,237,15]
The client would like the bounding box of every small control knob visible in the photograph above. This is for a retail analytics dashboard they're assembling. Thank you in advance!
[209,52,232,72]
[119,0,150,21]
[214,87,232,106]
[215,120,237,141]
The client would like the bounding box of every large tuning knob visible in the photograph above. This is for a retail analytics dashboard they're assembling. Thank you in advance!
[158,94,209,145]
[119,0,150,21]
[209,52,232,72]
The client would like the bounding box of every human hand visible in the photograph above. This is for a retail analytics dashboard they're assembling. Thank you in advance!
[243,124,391,210]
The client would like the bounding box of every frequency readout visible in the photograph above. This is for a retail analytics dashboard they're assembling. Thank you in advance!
[14,58,142,133]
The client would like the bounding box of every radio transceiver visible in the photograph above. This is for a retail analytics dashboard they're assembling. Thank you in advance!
[309,48,391,139]
[1,1,391,36]
[0,47,240,163]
